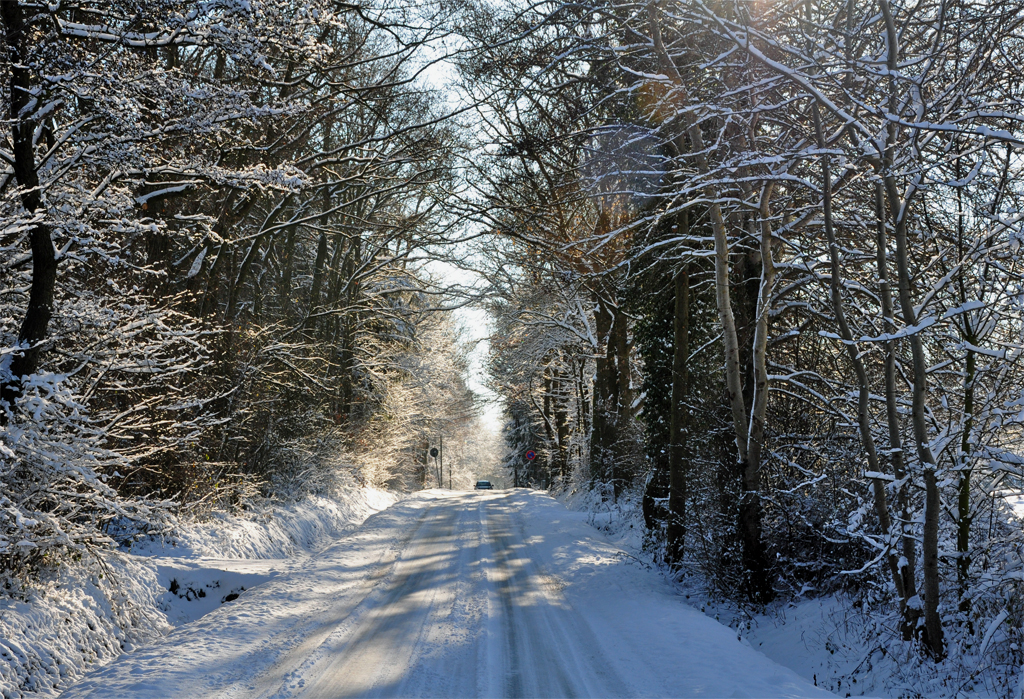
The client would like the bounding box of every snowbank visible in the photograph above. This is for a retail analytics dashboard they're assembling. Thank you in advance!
[0,487,396,699]
[133,489,396,560]
[0,554,167,699]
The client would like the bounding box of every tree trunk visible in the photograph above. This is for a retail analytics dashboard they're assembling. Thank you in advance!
[646,3,748,462]
[876,0,943,655]
[338,234,361,416]
[953,155,976,617]
[590,290,619,497]
[576,357,589,473]
[646,2,769,600]
[279,223,298,316]
[0,2,58,424]
[957,342,975,612]
[198,243,226,319]
[883,174,944,659]
[610,299,631,498]
[666,256,690,567]
[307,183,338,333]
[305,230,329,330]
[812,103,907,611]
[738,183,776,604]
[552,363,570,486]
[873,183,920,640]
[228,196,292,325]
[200,193,256,320]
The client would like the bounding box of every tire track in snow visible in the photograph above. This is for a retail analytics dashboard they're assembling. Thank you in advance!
[294,498,480,698]
[482,494,633,699]
[226,502,437,699]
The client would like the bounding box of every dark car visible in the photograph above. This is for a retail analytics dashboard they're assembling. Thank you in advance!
[474,480,494,490]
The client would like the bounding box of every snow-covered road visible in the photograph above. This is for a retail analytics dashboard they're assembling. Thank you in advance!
[61,490,836,698]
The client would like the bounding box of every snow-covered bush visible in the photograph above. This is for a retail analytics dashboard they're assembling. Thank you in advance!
[0,371,172,581]
[0,552,168,699]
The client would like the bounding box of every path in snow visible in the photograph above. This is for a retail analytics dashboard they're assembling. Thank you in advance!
[61,490,838,698]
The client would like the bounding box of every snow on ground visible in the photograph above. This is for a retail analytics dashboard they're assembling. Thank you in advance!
[513,491,849,699]
[559,487,1024,699]
[737,593,1024,698]
[59,489,843,699]
[560,490,905,697]
[1006,492,1024,520]
[134,489,396,561]
[141,489,397,628]
[0,486,395,699]
[740,597,877,697]
[0,553,166,699]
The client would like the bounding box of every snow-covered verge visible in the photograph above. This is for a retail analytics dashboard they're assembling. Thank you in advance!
[133,488,396,561]
[557,485,1024,699]
[0,486,396,699]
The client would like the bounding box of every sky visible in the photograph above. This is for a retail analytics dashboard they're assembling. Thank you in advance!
[424,257,504,433]
[455,304,504,432]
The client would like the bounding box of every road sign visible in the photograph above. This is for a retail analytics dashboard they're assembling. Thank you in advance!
[430,447,438,458]
[525,450,536,461]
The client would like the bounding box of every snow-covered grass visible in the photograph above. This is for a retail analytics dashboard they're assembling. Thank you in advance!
[134,489,396,561]
[0,553,166,699]
[0,485,395,699]
[558,482,649,554]
[735,592,1024,699]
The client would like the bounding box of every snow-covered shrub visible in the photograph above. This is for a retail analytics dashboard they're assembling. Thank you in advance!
[0,552,168,699]
[0,371,172,581]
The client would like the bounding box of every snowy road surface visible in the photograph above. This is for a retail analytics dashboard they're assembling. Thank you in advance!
[62,490,836,698]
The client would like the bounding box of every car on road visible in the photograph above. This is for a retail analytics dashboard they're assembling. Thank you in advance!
[474,480,494,490]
